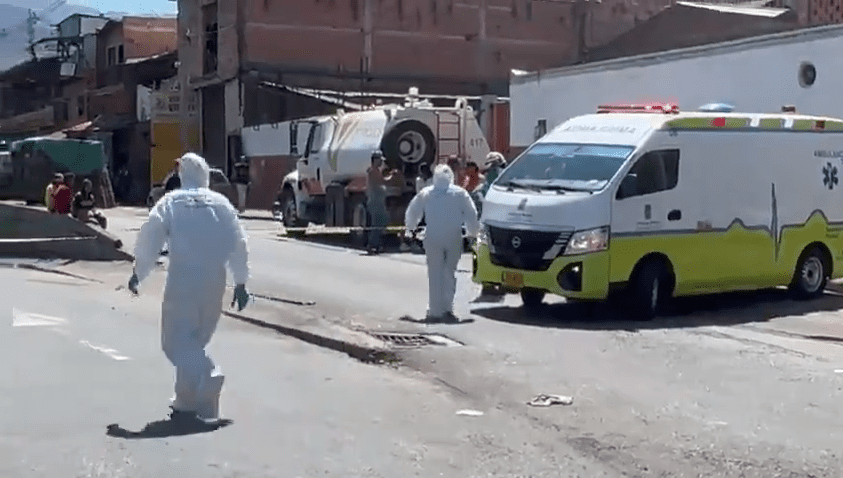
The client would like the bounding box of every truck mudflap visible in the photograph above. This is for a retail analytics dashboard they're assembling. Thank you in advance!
[472,244,610,300]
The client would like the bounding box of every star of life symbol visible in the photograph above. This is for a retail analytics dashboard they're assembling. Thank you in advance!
[823,162,838,190]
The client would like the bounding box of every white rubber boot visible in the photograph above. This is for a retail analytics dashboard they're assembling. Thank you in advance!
[195,375,225,422]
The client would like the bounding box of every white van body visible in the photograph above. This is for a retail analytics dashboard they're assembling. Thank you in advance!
[473,107,843,316]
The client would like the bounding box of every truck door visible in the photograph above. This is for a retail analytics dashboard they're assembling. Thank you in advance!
[295,121,319,195]
[611,147,699,290]
[303,121,332,190]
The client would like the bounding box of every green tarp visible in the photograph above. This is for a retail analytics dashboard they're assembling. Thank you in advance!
[0,137,107,204]
[10,137,105,175]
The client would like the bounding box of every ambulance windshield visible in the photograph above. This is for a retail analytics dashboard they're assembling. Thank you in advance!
[496,143,634,192]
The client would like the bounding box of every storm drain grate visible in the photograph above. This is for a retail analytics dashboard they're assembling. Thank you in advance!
[367,332,463,348]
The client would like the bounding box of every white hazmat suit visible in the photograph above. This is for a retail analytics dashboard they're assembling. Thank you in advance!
[132,153,249,421]
[405,165,479,321]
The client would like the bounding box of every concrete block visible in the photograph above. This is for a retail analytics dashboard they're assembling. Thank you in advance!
[0,203,132,261]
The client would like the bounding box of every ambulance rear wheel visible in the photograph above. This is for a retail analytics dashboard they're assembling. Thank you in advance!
[631,261,669,320]
[790,246,829,300]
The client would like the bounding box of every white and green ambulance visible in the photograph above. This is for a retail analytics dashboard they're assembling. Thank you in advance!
[472,104,843,318]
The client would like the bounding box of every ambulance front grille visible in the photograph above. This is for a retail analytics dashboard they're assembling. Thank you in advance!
[488,226,569,272]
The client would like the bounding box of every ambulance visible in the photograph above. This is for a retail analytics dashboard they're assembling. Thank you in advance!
[472,103,843,319]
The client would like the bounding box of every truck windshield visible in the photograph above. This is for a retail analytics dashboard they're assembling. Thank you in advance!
[496,143,634,192]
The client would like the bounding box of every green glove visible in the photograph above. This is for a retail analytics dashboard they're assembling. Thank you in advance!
[231,284,249,311]
[128,272,139,295]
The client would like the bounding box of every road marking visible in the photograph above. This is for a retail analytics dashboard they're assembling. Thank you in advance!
[12,309,130,361]
[11,309,67,327]
[79,340,131,361]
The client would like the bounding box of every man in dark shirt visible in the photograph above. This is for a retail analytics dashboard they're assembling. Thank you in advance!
[73,179,96,219]
[72,179,107,228]
[165,169,181,192]
[160,162,181,255]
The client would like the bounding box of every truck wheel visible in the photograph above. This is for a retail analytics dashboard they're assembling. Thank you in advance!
[520,289,545,312]
[630,261,668,320]
[350,201,369,249]
[381,120,436,170]
[789,246,829,300]
[281,188,306,238]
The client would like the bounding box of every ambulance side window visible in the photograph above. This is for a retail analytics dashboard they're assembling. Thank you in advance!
[617,149,680,199]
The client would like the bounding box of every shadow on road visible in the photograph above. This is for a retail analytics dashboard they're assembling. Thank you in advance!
[399,315,476,325]
[106,417,233,439]
[283,233,419,254]
[471,289,843,331]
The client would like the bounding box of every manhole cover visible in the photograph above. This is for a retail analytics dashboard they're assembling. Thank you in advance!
[367,332,462,348]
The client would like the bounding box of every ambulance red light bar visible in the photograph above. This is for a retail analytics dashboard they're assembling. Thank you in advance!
[597,103,680,114]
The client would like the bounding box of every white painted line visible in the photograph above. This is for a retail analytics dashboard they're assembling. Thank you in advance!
[11,309,67,327]
[79,340,131,361]
[12,309,130,361]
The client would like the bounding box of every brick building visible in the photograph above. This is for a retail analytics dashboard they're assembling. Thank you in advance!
[175,0,679,174]
[87,16,178,203]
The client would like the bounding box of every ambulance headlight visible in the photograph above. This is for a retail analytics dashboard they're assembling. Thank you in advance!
[564,226,609,255]
[476,225,490,247]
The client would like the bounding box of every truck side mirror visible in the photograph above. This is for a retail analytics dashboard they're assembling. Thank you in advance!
[617,173,638,200]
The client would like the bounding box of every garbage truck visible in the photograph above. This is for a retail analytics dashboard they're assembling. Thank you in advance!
[265,88,493,244]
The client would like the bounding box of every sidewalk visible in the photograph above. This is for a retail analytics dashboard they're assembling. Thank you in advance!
[49,255,406,363]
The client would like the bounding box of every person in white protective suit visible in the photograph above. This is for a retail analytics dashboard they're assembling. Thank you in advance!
[405,164,480,322]
[128,152,250,423]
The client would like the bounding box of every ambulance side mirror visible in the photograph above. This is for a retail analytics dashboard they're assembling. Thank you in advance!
[617,173,638,200]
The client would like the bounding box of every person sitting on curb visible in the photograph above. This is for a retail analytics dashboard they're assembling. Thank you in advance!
[72,178,107,229]
[45,173,63,212]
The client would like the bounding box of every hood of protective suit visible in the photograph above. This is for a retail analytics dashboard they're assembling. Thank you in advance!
[178,153,211,189]
[432,165,453,194]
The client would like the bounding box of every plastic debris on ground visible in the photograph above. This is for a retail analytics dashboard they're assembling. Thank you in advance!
[456,409,484,417]
[527,394,574,407]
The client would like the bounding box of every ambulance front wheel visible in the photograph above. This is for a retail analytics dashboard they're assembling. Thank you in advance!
[790,245,830,300]
[520,289,545,312]
[630,260,671,320]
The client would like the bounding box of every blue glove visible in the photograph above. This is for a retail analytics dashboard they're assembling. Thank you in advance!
[128,272,139,295]
[231,284,249,311]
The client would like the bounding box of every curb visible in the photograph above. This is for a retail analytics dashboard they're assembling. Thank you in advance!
[222,310,398,364]
[827,280,843,294]
[0,261,104,283]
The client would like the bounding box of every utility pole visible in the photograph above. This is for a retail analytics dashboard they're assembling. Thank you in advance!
[26,10,38,49]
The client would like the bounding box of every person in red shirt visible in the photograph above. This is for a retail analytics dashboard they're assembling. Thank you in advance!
[52,176,73,214]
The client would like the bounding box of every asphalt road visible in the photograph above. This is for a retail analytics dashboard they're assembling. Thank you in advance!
[2,266,628,477]
[47,207,843,476]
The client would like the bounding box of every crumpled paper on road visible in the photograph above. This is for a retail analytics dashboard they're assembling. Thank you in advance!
[527,394,574,407]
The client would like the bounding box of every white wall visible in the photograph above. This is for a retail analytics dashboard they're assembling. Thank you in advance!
[80,17,108,36]
[511,28,843,147]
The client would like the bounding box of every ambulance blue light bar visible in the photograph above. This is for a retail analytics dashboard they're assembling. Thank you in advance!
[597,103,680,114]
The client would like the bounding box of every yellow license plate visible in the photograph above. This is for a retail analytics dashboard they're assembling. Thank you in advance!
[502,271,524,289]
